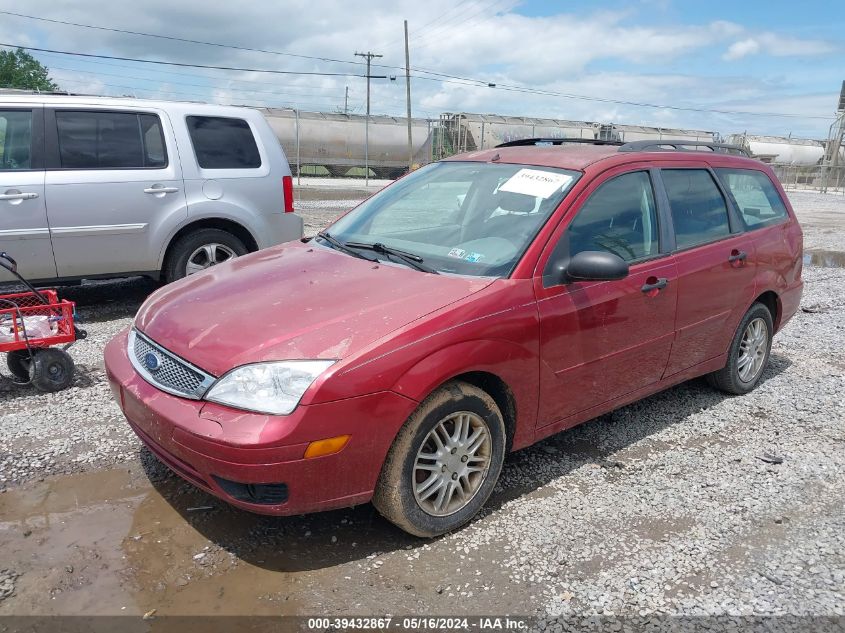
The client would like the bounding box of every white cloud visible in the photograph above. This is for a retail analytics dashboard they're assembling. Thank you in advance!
[724,32,836,61]
[724,38,761,61]
[3,0,839,138]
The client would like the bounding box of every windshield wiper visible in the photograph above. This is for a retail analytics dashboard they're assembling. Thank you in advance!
[316,231,377,262]
[344,241,440,274]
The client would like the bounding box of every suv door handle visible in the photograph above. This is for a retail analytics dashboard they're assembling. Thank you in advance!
[0,192,38,200]
[144,186,179,194]
[728,250,747,263]
[641,277,668,293]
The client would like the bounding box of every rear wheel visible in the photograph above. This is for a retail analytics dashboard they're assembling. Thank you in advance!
[373,381,506,537]
[6,350,32,382]
[164,228,248,283]
[28,348,75,392]
[707,302,773,395]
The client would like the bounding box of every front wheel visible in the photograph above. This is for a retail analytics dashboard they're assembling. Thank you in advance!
[373,381,507,537]
[707,302,773,395]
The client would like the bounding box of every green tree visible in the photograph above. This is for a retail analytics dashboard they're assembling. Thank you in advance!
[0,48,59,92]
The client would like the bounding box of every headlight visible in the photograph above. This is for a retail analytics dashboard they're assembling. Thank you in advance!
[205,360,335,415]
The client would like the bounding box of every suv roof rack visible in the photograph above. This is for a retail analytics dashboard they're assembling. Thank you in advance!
[495,138,624,148]
[618,140,749,156]
[494,137,750,157]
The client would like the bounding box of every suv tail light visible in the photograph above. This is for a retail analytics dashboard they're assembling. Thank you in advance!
[282,175,294,213]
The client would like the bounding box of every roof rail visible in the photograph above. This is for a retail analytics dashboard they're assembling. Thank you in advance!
[618,140,749,156]
[495,138,624,148]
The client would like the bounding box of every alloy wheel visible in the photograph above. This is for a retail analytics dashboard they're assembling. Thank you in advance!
[413,411,492,516]
[185,243,238,275]
[737,317,768,383]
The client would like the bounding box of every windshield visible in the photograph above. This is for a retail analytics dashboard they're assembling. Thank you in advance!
[322,161,581,277]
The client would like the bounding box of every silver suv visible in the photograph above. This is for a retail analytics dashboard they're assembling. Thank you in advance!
[0,95,302,284]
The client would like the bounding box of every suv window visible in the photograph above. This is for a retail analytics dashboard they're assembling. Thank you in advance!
[186,116,261,169]
[715,168,788,229]
[0,110,33,170]
[565,171,659,263]
[662,169,730,249]
[55,111,167,169]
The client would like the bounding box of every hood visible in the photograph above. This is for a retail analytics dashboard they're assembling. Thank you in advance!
[135,241,493,376]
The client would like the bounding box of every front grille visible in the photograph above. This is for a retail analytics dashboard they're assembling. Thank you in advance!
[128,329,215,399]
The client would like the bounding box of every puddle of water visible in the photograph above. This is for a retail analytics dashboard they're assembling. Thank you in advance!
[0,465,531,616]
[803,249,845,268]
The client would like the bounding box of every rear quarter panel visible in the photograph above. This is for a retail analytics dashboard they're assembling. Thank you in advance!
[751,169,803,331]
[169,107,299,253]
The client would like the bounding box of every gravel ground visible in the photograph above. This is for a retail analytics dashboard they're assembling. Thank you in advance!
[0,186,843,622]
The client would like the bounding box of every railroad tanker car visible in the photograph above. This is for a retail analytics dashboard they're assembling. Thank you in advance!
[437,112,718,154]
[261,108,433,179]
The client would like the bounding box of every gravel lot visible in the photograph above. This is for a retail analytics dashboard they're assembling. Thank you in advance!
[0,187,843,624]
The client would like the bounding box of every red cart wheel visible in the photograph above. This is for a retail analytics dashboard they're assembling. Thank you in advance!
[6,350,32,382]
[29,348,75,392]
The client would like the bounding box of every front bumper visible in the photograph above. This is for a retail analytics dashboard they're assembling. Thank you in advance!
[104,329,417,515]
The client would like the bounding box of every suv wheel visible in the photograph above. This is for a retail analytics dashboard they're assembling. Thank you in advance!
[707,302,773,395]
[164,229,248,283]
[373,381,506,537]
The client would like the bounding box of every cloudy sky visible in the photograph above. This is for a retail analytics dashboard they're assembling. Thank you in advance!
[1,0,843,138]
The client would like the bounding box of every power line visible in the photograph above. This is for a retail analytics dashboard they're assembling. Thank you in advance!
[409,0,517,49]
[49,65,347,101]
[39,76,334,109]
[405,0,486,45]
[2,41,834,121]
[0,42,371,78]
[0,10,376,70]
[34,50,351,93]
[377,0,478,49]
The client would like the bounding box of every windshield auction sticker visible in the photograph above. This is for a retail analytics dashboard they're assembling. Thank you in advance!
[499,168,573,199]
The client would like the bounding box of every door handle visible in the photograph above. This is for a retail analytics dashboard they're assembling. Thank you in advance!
[641,277,668,293]
[144,186,179,194]
[0,192,38,200]
[728,250,747,263]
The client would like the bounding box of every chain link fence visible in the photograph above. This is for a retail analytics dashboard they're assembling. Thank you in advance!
[770,163,845,194]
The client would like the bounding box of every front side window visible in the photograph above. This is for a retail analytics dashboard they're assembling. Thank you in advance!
[565,171,659,263]
[55,111,167,169]
[186,116,261,169]
[662,169,730,250]
[0,110,33,170]
[325,161,580,277]
[715,168,788,229]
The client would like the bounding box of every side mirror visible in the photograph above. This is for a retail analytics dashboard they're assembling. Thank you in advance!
[561,250,629,283]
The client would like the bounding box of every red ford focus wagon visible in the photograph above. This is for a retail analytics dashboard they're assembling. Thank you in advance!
[105,139,803,537]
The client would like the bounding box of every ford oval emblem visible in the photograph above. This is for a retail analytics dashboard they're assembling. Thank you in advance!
[144,352,162,372]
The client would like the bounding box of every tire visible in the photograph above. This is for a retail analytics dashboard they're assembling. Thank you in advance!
[28,348,75,392]
[373,381,507,538]
[707,302,774,395]
[6,350,32,382]
[164,229,248,283]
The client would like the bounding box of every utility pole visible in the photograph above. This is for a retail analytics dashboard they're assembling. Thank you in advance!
[354,50,384,186]
[404,20,413,173]
[822,81,845,193]
[344,86,349,115]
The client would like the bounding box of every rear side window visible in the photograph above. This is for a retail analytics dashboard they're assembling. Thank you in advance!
[55,111,167,169]
[662,169,730,250]
[566,171,659,262]
[0,110,33,170]
[715,168,789,229]
[186,116,261,169]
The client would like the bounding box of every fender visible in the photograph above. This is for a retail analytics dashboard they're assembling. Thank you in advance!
[155,211,260,269]
[390,339,539,451]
